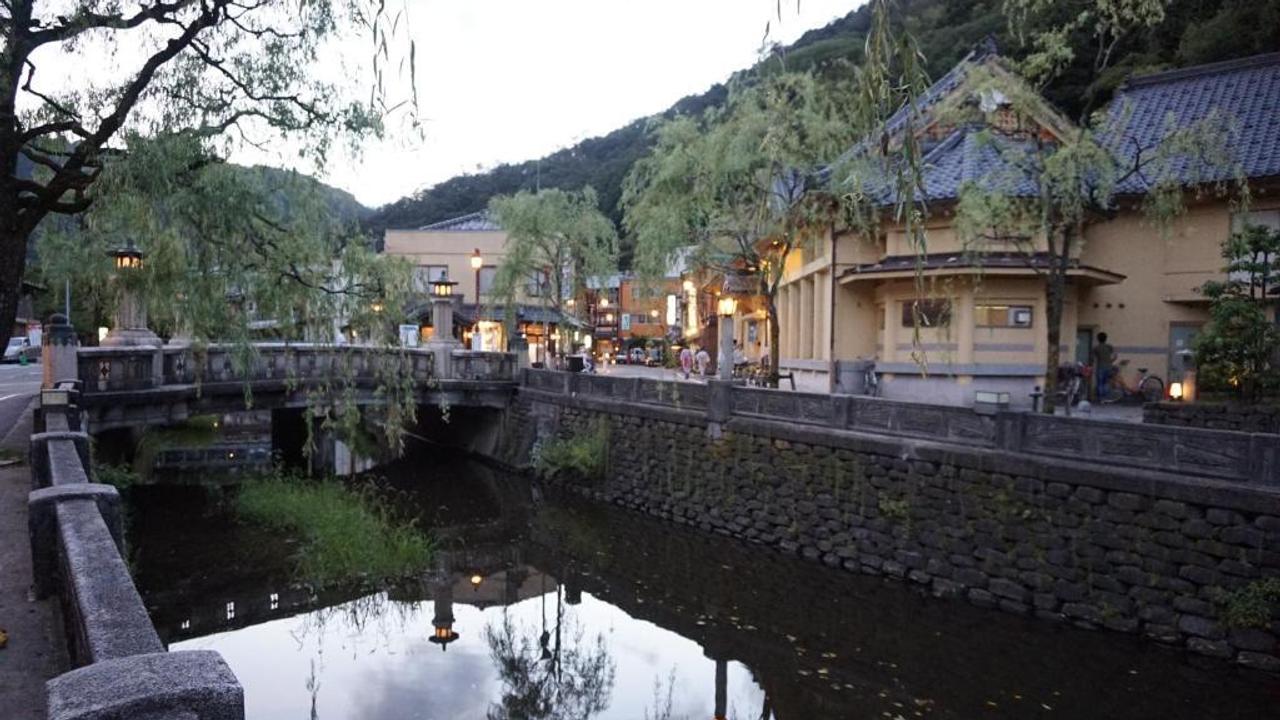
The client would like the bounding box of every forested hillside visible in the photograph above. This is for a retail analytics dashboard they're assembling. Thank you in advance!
[367,0,1280,261]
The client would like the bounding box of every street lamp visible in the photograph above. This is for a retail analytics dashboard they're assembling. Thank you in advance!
[716,295,737,381]
[471,248,484,308]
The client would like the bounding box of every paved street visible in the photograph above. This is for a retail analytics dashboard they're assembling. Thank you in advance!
[0,364,43,433]
[0,362,64,720]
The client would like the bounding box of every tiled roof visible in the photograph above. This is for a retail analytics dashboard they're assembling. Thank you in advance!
[1107,52,1280,193]
[417,211,502,231]
[864,125,1043,204]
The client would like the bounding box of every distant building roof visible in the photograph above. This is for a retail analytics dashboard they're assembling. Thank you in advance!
[416,211,502,231]
[1108,52,1280,193]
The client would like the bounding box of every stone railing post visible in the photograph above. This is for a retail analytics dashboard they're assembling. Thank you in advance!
[42,313,79,390]
[993,411,1025,452]
[707,379,734,425]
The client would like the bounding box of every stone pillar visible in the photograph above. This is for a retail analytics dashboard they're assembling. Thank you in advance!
[717,313,734,380]
[42,313,79,389]
[800,278,814,359]
[101,280,161,348]
[426,295,462,379]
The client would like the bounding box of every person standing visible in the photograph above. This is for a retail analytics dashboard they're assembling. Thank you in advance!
[1092,331,1117,399]
[679,345,694,380]
[695,346,711,377]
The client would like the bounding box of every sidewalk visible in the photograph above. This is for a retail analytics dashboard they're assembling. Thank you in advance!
[0,399,67,720]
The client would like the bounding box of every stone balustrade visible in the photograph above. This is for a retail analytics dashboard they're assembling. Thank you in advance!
[76,343,519,394]
[29,382,244,720]
[521,369,1280,487]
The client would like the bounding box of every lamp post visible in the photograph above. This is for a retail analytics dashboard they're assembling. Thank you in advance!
[427,275,460,377]
[716,295,737,380]
[102,240,161,348]
[470,248,484,309]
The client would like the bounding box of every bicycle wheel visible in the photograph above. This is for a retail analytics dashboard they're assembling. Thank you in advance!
[1139,376,1164,403]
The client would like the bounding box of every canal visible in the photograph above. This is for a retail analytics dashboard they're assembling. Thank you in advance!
[127,449,1279,719]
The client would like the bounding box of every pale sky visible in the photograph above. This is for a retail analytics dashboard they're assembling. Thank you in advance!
[312,1,863,208]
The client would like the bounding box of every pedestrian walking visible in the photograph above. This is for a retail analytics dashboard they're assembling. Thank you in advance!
[679,345,693,380]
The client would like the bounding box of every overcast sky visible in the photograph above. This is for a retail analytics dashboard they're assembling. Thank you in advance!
[309,1,861,208]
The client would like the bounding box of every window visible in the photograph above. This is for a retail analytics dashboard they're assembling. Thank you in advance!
[525,269,549,298]
[478,266,497,296]
[415,265,449,291]
[975,304,1033,328]
[630,285,658,300]
[901,299,951,328]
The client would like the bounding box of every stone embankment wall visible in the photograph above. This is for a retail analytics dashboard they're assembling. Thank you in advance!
[1146,402,1280,435]
[513,380,1280,671]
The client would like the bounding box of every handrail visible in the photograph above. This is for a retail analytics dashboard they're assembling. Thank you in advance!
[28,390,245,719]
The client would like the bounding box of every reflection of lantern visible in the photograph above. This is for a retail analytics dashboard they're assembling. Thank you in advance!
[428,582,459,651]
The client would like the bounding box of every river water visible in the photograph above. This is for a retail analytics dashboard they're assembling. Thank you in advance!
[128,451,1279,719]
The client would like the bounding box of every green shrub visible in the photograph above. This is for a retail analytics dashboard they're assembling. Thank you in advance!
[94,463,141,490]
[534,420,608,482]
[236,471,433,587]
[1216,577,1280,629]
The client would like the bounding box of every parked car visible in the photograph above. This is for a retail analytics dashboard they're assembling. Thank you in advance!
[628,347,647,365]
[3,337,35,363]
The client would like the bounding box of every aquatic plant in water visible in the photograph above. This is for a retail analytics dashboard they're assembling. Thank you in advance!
[235,471,433,587]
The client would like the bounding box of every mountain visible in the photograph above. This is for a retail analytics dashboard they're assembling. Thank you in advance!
[365,0,1280,264]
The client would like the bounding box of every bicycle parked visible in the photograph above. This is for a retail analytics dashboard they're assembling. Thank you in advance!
[1099,359,1164,404]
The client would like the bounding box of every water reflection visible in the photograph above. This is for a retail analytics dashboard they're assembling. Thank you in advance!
[130,455,1278,720]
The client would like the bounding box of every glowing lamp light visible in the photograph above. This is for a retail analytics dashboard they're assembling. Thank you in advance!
[470,247,484,271]
[649,309,659,318]
[431,276,458,298]
[682,280,695,292]
[599,298,609,308]
[717,296,737,317]
[429,623,459,650]
[470,574,483,590]
[97,326,109,343]
[1169,381,1184,401]
[112,243,144,270]
[370,301,385,313]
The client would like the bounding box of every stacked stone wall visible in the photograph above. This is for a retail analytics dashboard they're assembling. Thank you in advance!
[518,391,1280,671]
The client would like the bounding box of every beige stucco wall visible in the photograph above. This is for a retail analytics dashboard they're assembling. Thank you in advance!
[384,228,512,302]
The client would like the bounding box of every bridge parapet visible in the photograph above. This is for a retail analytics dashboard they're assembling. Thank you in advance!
[78,343,516,395]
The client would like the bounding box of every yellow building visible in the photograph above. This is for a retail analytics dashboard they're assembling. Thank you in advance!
[777,50,1280,407]
[384,211,574,361]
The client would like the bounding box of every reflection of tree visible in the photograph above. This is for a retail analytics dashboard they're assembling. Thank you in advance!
[484,610,615,720]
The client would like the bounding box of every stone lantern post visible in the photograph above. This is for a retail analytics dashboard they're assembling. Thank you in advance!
[427,275,461,378]
[101,241,161,348]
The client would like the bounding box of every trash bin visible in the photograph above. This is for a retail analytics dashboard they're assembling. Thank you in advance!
[567,355,584,373]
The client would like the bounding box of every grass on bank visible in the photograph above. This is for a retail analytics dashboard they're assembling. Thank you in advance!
[236,472,433,587]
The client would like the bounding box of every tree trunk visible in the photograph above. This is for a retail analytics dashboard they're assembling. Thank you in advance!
[766,290,780,388]
[1042,275,1064,414]
[0,229,24,352]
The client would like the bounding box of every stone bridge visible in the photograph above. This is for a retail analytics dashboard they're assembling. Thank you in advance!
[72,343,519,432]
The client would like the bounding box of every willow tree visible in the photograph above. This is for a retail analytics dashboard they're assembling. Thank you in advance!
[37,132,420,452]
[487,187,616,359]
[943,0,1241,412]
[621,70,858,383]
[0,0,417,351]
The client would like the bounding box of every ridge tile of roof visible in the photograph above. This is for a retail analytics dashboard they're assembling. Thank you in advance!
[415,210,503,232]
